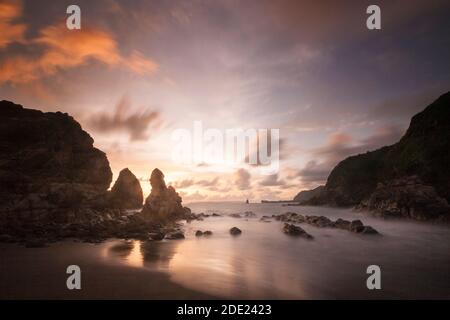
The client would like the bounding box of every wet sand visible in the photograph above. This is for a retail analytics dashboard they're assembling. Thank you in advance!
[0,241,216,299]
[1,203,450,299]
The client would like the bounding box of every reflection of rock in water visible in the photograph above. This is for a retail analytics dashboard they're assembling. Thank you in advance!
[108,240,134,258]
[140,241,179,269]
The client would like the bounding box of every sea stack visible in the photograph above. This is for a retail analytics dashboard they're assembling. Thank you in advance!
[140,168,190,222]
[109,168,143,209]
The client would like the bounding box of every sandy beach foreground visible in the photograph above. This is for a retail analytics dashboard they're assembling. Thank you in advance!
[1,203,450,300]
[0,241,215,300]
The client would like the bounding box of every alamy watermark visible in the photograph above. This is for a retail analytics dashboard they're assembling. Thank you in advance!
[171,121,280,175]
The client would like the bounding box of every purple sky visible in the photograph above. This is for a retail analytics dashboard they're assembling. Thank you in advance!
[1,0,449,201]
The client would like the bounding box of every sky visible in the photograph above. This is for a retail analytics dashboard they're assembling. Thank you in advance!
[1,0,450,202]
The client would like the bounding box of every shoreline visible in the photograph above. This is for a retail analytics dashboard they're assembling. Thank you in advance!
[0,241,218,300]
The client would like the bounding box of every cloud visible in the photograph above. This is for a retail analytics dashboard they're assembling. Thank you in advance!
[125,50,158,75]
[196,177,219,187]
[88,96,161,141]
[297,160,330,185]
[172,179,195,189]
[179,191,208,202]
[234,168,251,190]
[0,20,158,84]
[171,177,219,189]
[259,173,285,187]
[297,126,405,185]
[0,0,26,48]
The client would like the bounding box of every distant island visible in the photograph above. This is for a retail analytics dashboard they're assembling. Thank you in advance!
[261,200,298,204]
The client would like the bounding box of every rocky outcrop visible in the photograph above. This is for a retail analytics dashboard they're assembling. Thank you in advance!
[140,168,190,223]
[282,223,313,239]
[273,212,379,235]
[293,186,325,203]
[109,168,143,209]
[0,101,190,245]
[301,92,450,221]
[357,176,450,221]
[229,227,242,235]
[0,100,112,215]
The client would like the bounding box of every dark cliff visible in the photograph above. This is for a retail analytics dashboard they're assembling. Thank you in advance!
[304,92,450,220]
[0,100,112,210]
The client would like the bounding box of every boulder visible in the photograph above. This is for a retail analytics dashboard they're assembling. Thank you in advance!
[282,223,313,239]
[350,220,364,233]
[229,227,242,235]
[305,215,333,227]
[109,168,143,209]
[361,226,379,235]
[195,230,203,237]
[334,218,351,230]
[165,231,185,240]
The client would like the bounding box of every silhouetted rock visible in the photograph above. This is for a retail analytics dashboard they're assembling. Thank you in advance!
[358,176,450,220]
[271,213,379,235]
[301,92,450,221]
[229,227,242,235]
[148,232,165,241]
[25,239,47,248]
[293,186,325,203]
[140,168,190,223]
[165,231,185,240]
[282,223,313,239]
[334,218,351,230]
[350,220,364,233]
[195,230,213,237]
[0,100,112,221]
[109,168,143,209]
[305,215,333,228]
[361,226,379,235]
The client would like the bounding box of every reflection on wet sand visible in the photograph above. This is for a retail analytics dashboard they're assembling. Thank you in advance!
[106,239,181,270]
[102,202,450,299]
[166,237,308,299]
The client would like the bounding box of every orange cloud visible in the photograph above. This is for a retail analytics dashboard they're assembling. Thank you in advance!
[328,132,352,146]
[0,20,158,84]
[0,0,26,48]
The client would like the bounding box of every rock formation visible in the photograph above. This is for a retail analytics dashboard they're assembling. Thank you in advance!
[229,227,242,235]
[357,176,450,220]
[293,186,325,203]
[109,168,143,209]
[140,168,190,223]
[272,212,379,235]
[299,92,450,221]
[282,223,313,239]
[0,100,112,217]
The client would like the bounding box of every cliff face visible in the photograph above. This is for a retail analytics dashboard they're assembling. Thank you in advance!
[109,168,143,209]
[305,92,450,220]
[0,100,113,211]
[293,186,325,203]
